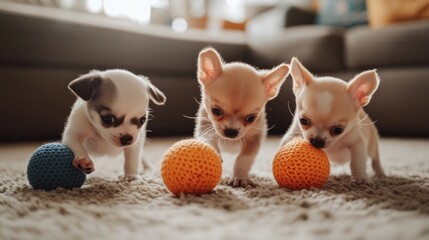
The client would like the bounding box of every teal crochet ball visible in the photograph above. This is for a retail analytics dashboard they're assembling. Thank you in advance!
[27,143,86,191]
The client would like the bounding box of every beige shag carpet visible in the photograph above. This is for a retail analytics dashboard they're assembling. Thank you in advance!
[0,137,428,240]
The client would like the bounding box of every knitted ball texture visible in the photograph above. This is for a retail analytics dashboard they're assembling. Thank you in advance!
[27,143,86,191]
[273,138,330,190]
[161,139,222,196]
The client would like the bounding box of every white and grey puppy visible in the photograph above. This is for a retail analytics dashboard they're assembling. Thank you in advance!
[62,69,166,178]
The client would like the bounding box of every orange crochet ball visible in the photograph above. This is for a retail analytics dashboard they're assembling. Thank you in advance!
[273,138,330,190]
[161,139,222,196]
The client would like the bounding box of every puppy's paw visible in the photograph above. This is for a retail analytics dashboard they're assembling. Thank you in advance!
[121,174,141,182]
[374,172,386,178]
[353,177,374,186]
[228,176,255,188]
[72,157,94,174]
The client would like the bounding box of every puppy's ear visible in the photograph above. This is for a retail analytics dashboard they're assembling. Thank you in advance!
[197,47,223,87]
[68,71,103,101]
[139,76,166,105]
[262,63,290,100]
[347,70,380,109]
[290,57,313,96]
[148,83,166,106]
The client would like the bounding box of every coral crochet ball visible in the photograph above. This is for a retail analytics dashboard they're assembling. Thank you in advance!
[273,138,330,190]
[161,139,222,196]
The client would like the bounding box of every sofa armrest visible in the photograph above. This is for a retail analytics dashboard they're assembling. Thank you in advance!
[346,20,429,69]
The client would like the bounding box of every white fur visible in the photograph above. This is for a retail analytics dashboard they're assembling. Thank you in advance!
[316,91,333,117]
[62,69,166,178]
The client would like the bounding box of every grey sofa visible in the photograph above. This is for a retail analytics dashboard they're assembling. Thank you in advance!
[1,2,428,142]
[246,6,429,138]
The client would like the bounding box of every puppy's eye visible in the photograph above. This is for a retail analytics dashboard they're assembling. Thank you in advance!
[139,116,146,125]
[299,117,311,126]
[330,126,344,136]
[245,115,256,123]
[211,108,223,116]
[101,115,115,125]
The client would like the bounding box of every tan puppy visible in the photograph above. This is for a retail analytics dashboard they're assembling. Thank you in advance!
[281,58,385,184]
[195,48,290,187]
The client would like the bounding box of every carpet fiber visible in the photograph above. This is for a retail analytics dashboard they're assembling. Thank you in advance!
[0,137,428,240]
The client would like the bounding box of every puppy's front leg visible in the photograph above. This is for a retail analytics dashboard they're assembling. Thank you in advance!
[368,132,385,178]
[280,113,301,147]
[228,136,261,188]
[124,141,142,179]
[141,151,152,173]
[62,136,94,174]
[349,141,372,185]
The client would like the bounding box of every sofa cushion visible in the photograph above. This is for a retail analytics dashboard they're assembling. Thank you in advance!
[316,0,368,28]
[366,0,429,28]
[247,25,345,72]
[284,6,316,27]
[0,7,247,75]
[345,20,429,69]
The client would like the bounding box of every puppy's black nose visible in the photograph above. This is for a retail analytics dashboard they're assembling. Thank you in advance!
[224,128,239,139]
[310,137,325,148]
[120,135,133,146]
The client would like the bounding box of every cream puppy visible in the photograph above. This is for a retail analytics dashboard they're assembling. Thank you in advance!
[281,58,385,184]
[62,69,166,178]
[195,48,290,187]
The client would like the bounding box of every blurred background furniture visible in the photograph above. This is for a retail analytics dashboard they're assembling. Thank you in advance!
[1,0,428,142]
